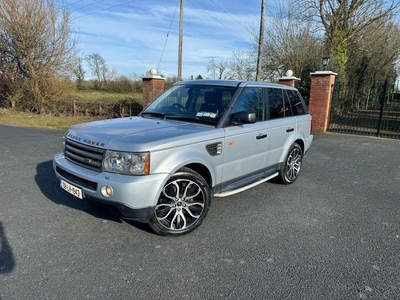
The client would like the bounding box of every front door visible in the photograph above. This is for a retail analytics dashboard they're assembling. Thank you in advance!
[221,87,269,189]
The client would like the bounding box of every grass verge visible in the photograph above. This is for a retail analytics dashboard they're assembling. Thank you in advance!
[72,90,142,103]
[0,109,103,131]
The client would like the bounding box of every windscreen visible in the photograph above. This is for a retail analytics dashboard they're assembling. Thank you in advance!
[143,84,237,124]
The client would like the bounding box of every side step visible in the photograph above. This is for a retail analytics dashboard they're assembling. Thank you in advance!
[213,172,279,198]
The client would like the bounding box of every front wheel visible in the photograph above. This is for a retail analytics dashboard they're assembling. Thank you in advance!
[149,167,211,236]
[278,143,303,184]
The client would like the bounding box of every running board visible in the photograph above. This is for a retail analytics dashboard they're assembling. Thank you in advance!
[213,172,279,198]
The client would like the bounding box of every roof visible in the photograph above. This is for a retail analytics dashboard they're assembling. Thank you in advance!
[174,79,297,90]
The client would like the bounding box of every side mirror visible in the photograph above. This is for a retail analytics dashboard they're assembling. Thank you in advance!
[232,111,256,124]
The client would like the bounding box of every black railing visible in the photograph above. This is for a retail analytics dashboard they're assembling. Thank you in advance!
[328,80,400,139]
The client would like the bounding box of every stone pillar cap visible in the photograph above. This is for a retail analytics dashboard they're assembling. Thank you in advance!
[279,70,300,81]
[279,76,301,81]
[311,71,338,76]
[142,75,165,79]
[142,68,165,80]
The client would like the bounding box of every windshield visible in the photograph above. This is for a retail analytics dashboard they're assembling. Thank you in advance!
[142,84,237,125]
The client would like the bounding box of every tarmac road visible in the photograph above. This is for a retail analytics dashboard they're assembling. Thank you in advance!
[0,124,400,299]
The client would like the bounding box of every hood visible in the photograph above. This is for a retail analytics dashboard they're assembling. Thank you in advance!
[66,116,222,152]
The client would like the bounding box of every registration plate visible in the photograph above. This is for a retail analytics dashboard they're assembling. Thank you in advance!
[60,179,83,199]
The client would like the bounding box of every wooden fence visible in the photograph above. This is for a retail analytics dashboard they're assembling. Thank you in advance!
[53,99,143,118]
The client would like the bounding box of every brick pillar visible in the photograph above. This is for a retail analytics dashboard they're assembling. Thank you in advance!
[279,77,300,87]
[279,70,300,87]
[308,71,337,132]
[142,75,165,108]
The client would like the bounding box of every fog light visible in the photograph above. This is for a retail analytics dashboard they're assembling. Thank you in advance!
[101,186,113,197]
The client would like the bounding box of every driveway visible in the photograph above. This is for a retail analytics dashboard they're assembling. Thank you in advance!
[0,125,399,299]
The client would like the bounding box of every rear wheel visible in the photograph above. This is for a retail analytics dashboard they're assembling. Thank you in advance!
[149,167,211,236]
[278,143,303,184]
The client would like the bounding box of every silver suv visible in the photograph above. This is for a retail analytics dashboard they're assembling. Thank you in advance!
[53,80,313,236]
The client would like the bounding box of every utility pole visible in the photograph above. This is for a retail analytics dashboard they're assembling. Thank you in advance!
[256,0,265,81]
[178,0,184,81]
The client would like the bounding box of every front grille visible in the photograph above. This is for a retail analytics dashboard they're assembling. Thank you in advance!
[65,139,104,172]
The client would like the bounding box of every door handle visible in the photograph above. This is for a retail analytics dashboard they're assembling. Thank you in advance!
[286,127,294,133]
[256,133,267,139]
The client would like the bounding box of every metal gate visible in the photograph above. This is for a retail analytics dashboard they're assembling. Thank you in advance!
[328,79,400,139]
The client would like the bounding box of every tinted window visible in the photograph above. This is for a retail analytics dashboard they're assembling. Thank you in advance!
[268,88,296,118]
[286,90,305,115]
[233,87,264,121]
[283,91,293,117]
[267,88,284,119]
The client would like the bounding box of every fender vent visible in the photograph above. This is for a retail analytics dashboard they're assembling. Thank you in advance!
[206,142,222,156]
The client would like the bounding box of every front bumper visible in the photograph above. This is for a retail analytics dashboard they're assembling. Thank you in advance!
[53,152,169,222]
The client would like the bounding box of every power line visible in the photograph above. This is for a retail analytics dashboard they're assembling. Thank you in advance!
[68,0,86,6]
[70,0,106,13]
[208,0,253,35]
[186,0,253,44]
[158,0,180,72]
[72,0,137,19]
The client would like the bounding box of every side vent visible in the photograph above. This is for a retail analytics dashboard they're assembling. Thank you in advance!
[206,142,222,156]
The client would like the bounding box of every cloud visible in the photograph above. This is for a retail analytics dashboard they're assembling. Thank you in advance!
[69,0,260,79]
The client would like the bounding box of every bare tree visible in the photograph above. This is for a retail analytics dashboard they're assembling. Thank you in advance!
[85,53,108,89]
[228,49,255,80]
[217,60,228,79]
[206,58,228,79]
[0,55,13,103]
[0,0,78,113]
[258,0,323,81]
[73,56,85,89]
[301,0,400,82]
[129,72,140,92]
[206,59,218,79]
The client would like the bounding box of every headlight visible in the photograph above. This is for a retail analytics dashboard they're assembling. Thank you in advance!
[103,151,150,175]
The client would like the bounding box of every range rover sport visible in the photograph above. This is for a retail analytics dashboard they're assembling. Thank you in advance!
[53,80,313,236]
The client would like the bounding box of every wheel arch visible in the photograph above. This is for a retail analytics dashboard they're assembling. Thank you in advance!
[294,138,305,153]
[278,138,305,163]
[180,163,212,189]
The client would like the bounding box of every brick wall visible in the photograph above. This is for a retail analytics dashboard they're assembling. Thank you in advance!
[308,71,337,132]
[278,78,298,87]
[142,77,165,108]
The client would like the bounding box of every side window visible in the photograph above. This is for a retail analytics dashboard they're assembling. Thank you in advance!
[286,90,305,115]
[221,91,232,107]
[233,87,264,121]
[283,91,293,117]
[267,88,284,119]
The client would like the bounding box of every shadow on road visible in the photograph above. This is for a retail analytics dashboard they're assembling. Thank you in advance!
[0,222,15,274]
[35,160,155,234]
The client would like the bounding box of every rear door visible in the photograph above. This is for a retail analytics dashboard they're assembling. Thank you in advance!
[286,89,312,145]
[266,87,298,167]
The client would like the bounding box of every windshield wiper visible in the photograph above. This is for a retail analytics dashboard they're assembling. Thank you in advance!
[165,115,216,124]
[141,111,167,119]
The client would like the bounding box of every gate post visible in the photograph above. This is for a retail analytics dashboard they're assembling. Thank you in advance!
[142,69,165,108]
[308,71,338,132]
[278,70,301,87]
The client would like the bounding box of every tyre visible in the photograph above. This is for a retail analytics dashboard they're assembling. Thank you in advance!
[278,142,303,184]
[149,167,211,236]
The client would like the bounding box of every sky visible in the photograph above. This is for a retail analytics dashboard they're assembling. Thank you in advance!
[65,0,263,80]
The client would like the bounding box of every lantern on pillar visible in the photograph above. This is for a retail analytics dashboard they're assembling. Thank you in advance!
[322,57,330,70]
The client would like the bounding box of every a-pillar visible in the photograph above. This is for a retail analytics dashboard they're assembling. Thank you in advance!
[142,70,165,108]
[308,71,337,132]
